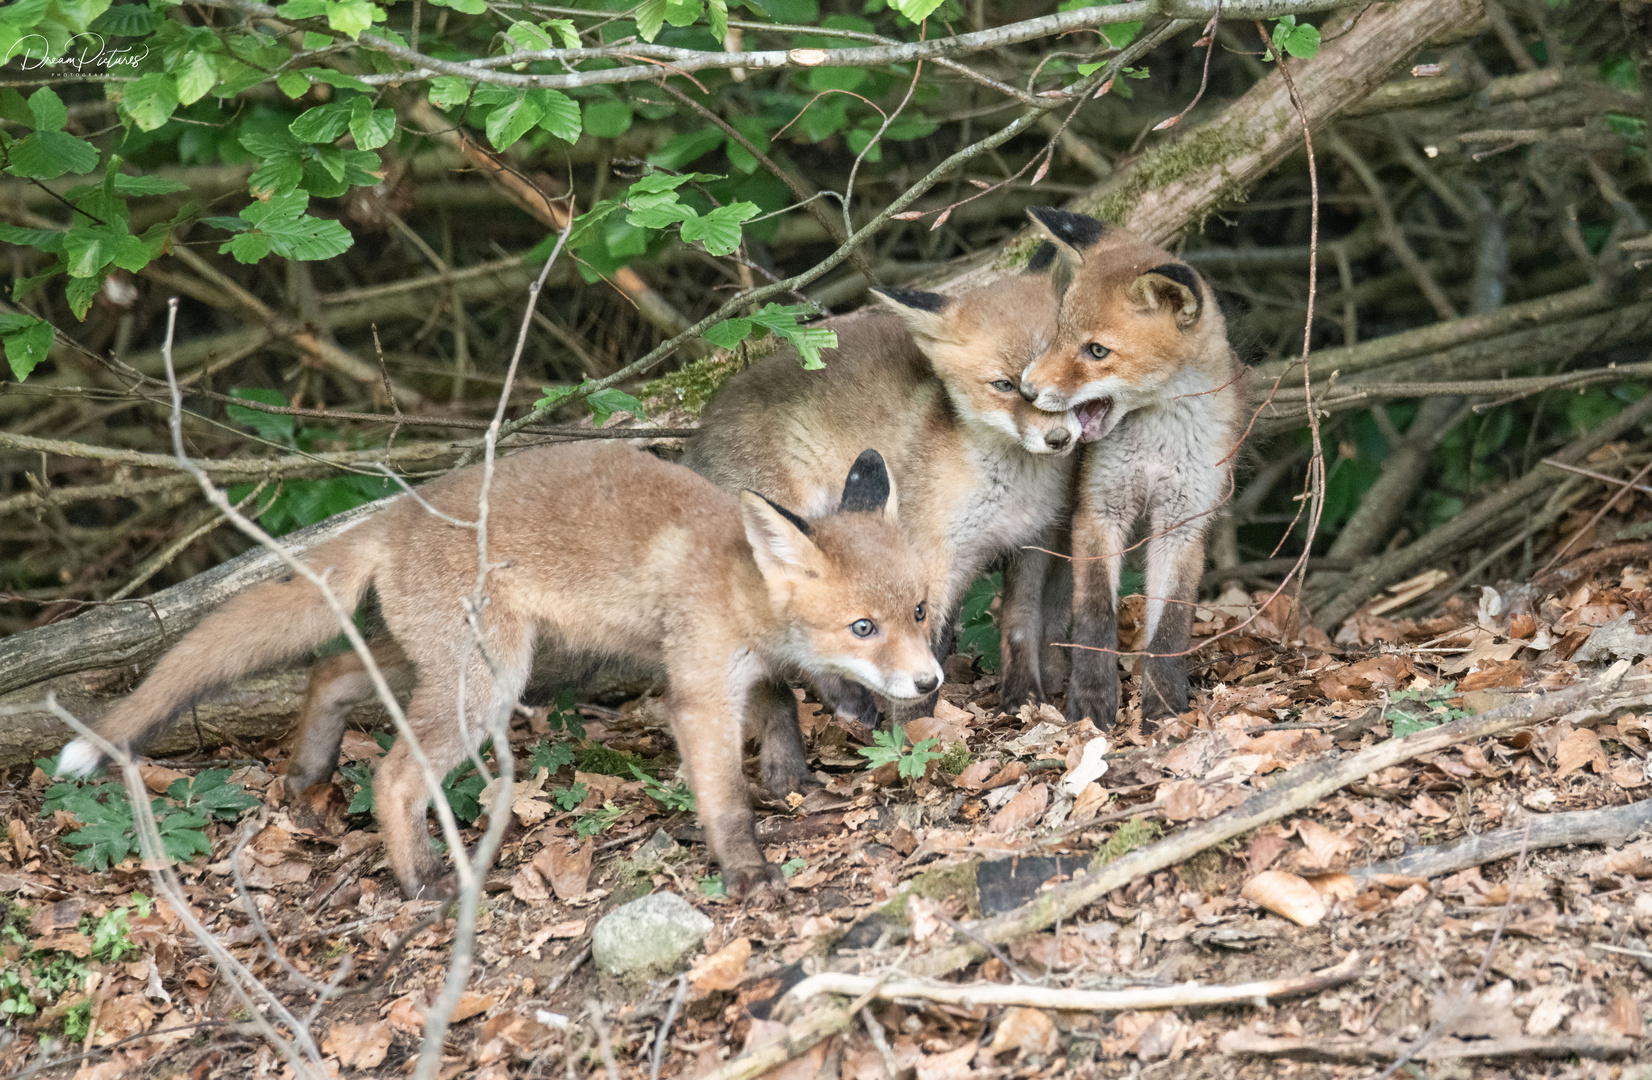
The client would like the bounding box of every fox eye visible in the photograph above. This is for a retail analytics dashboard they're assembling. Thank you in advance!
[850,619,876,638]
[990,379,1015,393]
[915,603,926,623]
[1086,342,1111,360]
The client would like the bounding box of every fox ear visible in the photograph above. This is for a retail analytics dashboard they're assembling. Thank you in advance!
[1126,263,1203,329]
[741,491,824,578]
[1026,206,1108,299]
[870,286,952,343]
[839,449,899,524]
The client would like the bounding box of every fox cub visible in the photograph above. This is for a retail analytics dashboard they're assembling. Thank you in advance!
[59,443,939,900]
[1010,207,1247,733]
[686,271,1080,725]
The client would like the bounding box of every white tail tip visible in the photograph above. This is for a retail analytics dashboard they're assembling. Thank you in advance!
[56,739,103,777]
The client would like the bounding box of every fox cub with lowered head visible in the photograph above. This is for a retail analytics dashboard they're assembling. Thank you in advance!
[59,443,938,900]
[686,271,1080,725]
[1009,207,1247,733]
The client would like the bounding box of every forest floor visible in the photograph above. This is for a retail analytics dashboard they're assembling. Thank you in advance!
[5,507,1652,1080]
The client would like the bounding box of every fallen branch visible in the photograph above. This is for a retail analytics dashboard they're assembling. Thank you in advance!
[1351,798,1652,883]
[903,666,1649,981]
[1219,1030,1635,1063]
[784,951,1362,1012]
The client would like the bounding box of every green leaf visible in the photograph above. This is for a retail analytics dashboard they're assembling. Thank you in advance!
[111,173,189,195]
[748,303,835,369]
[222,191,353,263]
[0,223,64,251]
[586,387,646,427]
[892,0,945,20]
[583,100,632,138]
[506,19,557,51]
[545,18,579,46]
[324,0,379,37]
[0,313,53,381]
[702,316,752,350]
[626,190,695,229]
[119,73,179,132]
[65,274,101,319]
[532,88,580,142]
[0,88,32,128]
[277,70,311,98]
[90,4,160,35]
[303,66,374,91]
[707,0,727,40]
[348,96,395,149]
[485,94,543,151]
[5,130,100,179]
[647,126,724,170]
[227,387,297,444]
[1282,21,1319,58]
[634,0,668,41]
[427,0,485,13]
[290,100,353,142]
[27,87,67,132]
[174,52,218,106]
[679,200,757,255]
[428,75,472,109]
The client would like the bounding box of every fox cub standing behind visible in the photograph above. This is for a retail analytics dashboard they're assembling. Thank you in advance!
[687,271,1080,725]
[59,443,939,900]
[1010,207,1247,733]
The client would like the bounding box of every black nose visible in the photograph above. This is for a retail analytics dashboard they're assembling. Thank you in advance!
[1045,428,1070,450]
[1018,383,1038,403]
[914,674,939,694]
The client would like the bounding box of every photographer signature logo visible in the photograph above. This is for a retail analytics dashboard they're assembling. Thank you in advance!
[5,32,149,70]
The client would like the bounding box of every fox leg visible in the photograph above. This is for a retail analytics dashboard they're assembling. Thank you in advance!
[750,678,820,800]
[669,668,780,900]
[1000,544,1055,712]
[1064,499,1130,729]
[812,673,880,728]
[1139,515,1208,730]
[284,636,412,797]
[375,617,532,900]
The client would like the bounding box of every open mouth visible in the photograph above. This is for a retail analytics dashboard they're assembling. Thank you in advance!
[1076,398,1112,442]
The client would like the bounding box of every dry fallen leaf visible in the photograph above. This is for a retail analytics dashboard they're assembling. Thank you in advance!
[534,839,593,901]
[985,1007,1059,1060]
[688,937,751,993]
[914,1040,978,1080]
[1059,735,1109,796]
[906,896,949,945]
[450,991,497,1024]
[1555,728,1609,778]
[387,995,425,1035]
[1070,782,1108,822]
[989,782,1048,835]
[323,1020,392,1070]
[509,864,550,904]
[952,759,994,791]
[1241,870,1327,927]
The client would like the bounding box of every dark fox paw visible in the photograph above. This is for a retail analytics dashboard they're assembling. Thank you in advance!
[725,861,786,903]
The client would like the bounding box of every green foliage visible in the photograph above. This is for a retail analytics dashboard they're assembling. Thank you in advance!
[699,874,727,898]
[1384,682,1469,738]
[530,738,577,775]
[632,764,696,812]
[1265,16,1320,60]
[534,379,648,428]
[222,388,387,535]
[935,742,972,776]
[703,304,838,369]
[781,857,808,878]
[574,800,625,839]
[37,758,256,871]
[859,724,941,781]
[0,896,150,1034]
[0,312,53,382]
[956,573,1001,673]
[1092,817,1161,867]
[576,742,652,777]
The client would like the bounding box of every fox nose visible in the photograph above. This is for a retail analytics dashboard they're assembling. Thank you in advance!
[913,673,939,695]
[1018,382,1039,403]
[1045,428,1071,451]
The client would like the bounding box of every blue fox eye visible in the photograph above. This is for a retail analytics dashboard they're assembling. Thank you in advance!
[851,619,876,638]
[990,380,1015,393]
[1086,342,1111,360]
[915,603,926,623]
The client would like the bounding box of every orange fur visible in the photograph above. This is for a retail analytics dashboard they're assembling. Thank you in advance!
[62,443,937,900]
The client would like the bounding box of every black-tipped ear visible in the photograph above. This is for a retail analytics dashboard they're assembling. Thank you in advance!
[871,286,946,313]
[1026,241,1057,273]
[839,450,891,514]
[1026,206,1109,254]
[1128,262,1204,328]
[754,492,811,535]
[870,286,951,342]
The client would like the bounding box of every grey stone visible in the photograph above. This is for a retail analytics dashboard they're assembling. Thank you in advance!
[591,891,712,976]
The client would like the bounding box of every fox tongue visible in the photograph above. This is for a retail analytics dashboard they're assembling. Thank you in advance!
[1077,399,1111,442]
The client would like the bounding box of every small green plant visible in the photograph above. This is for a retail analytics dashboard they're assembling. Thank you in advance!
[936,743,973,777]
[631,765,696,813]
[529,738,576,775]
[573,800,625,840]
[781,857,808,878]
[39,760,258,871]
[1,894,152,1032]
[552,782,589,812]
[1384,683,1470,738]
[699,874,727,898]
[859,724,942,781]
[576,742,653,777]
[956,573,1002,672]
[1264,15,1321,60]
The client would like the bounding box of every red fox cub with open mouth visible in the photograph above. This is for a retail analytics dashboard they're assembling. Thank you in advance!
[685,271,1081,726]
[1010,207,1247,733]
[58,443,938,900]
